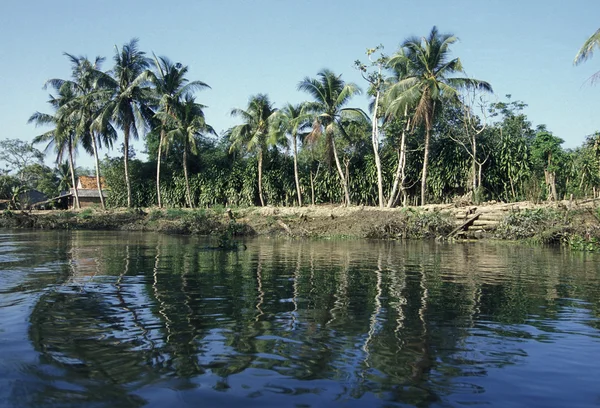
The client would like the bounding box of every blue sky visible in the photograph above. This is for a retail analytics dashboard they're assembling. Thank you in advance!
[1,0,598,168]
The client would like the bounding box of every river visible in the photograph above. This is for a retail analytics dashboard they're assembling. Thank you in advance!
[1,230,599,407]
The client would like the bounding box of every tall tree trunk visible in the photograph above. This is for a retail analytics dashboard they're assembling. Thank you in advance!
[310,169,315,206]
[123,126,132,208]
[293,134,302,206]
[183,146,193,208]
[420,125,431,206]
[387,111,410,208]
[258,150,265,207]
[68,140,80,210]
[371,90,384,208]
[331,137,350,206]
[310,163,320,206]
[471,137,477,193]
[91,132,105,210]
[156,129,164,208]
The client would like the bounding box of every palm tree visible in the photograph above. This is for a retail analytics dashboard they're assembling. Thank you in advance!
[102,38,153,207]
[55,161,72,193]
[385,27,492,205]
[574,28,600,84]
[148,55,210,207]
[53,54,116,209]
[298,69,362,206]
[162,95,215,208]
[227,94,279,207]
[272,102,312,206]
[29,87,81,209]
[384,49,413,208]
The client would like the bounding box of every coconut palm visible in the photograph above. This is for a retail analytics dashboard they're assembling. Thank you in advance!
[271,102,312,206]
[161,95,215,208]
[386,26,492,205]
[28,87,81,209]
[102,38,153,207]
[574,28,600,84]
[52,54,117,209]
[298,69,362,206]
[148,55,210,207]
[227,94,279,207]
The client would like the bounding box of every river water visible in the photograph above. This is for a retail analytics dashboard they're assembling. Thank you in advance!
[1,230,599,407]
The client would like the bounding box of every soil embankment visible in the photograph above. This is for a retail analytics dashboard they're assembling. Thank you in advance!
[1,200,599,244]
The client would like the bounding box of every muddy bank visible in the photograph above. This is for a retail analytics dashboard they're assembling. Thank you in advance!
[1,200,599,245]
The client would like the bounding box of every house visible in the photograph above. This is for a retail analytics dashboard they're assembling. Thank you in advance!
[19,189,48,208]
[69,176,108,208]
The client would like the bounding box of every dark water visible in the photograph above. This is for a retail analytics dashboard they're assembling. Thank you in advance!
[1,231,600,407]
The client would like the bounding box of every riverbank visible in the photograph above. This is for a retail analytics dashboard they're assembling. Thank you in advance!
[1,200,600,246]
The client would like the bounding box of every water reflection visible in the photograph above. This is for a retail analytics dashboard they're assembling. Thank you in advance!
[1,231,599,407]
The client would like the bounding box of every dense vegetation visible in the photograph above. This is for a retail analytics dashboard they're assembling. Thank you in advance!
[2,26,599,209]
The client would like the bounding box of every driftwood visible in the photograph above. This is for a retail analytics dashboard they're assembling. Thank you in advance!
[277,219,293,235]
[446,212,481,239]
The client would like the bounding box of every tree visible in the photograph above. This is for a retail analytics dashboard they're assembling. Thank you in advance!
[162,95,215,208]
[102,38,153,207]
[298,69,362,206]
[355,45,387,208]
[51,54,117,209]
[488,96,534,201]
[383,49,413,208]
[385,26,492,205]
[148,55,210,207]
[446,90,490,198]
[28,87,81,209]
[272,102,312,206]
[574,28,600,84]
[531,128,564,201]
[227,94,279,207]
[0,139,44,181]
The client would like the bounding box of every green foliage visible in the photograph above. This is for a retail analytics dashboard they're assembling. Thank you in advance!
[165,208,186,219]
[494,208,568,243]
[366,208,454,239]
[0,175,20,199]
[568,235,600,252]
[0,139,44,177]
[78,208,94,219]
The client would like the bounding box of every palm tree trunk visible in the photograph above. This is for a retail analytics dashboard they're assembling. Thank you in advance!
[123,127,132,208]
[156,129,164,208]
[68,140,80,210]
[420,124,431,206]
[331,137,350,206]
[258,150,265,207]
[471,137,477,193]
[183,147,193,208]
[293,134,302,206]
[91,132,105,210]
[371,90,384,208]
[387,112,410,208]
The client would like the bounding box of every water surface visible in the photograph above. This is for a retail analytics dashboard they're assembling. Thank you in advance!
[1,230,599,407]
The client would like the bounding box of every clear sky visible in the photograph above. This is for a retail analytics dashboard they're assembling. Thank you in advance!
[1,0,598,168]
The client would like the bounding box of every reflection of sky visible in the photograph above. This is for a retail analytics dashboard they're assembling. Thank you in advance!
[449,306,600,407]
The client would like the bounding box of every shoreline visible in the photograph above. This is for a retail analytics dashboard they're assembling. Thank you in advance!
[2,201,600,248]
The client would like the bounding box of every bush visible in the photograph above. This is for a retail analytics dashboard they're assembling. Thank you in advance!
[494,208,570,243]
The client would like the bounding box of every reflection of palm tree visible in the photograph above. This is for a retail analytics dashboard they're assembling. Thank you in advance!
[386,245,407,336]
[255,253,265,321]
[326,250,350,326]
[362,248,384,362]
[290,244,302,330]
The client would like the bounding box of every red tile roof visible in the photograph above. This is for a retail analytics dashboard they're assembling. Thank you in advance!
[77,176,106,190]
